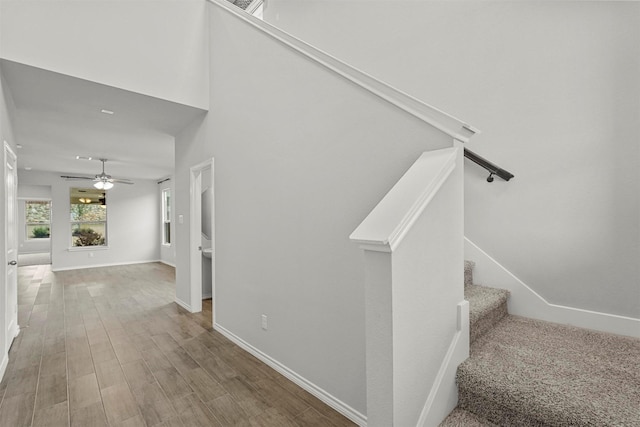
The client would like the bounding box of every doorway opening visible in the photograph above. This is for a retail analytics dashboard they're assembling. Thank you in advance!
[18,192,53,266]
[189,158,214,317]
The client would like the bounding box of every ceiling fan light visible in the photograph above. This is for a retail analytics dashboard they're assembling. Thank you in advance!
[103,181,114,190]
[94,181,105,190]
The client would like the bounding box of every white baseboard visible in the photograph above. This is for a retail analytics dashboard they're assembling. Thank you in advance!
[52,259,161,272]
[12,323,20,338]
[160,260,176,268]
[465,237,640,338]
[0,353,8,384]
[418,300,470,427]
[174,297,192,312]
[8,319,19,341]
[214,323,367,426]
[202,293,212,299]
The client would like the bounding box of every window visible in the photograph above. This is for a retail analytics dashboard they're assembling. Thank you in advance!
[162,188,171,245]
[26,200,51,239]
[70,188,107,247]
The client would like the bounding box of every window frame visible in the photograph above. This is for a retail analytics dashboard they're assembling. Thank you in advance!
[162,187,171,246]
[25,199,52,240]
[69,187,108,249]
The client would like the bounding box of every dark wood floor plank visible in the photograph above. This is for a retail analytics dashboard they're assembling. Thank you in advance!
[7,360,38,389]
[0,392,35,427]
[32,400,68,427]
[133,381,178,426]
[70,401,108,427]
[101,383,142,425]
[95,358,127,390]
[174,393,224,427]
[68,373,101,412]
[34,373,67,410]
[121,359,156,391]
[206,393,248,425]
[153,367,193,404]
[183,367,227,402]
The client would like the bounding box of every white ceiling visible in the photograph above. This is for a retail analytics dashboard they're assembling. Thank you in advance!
[1,59,207,181]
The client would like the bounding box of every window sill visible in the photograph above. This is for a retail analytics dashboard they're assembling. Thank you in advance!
[67,246,109,252]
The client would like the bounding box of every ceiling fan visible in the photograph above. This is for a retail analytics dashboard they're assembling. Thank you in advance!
[61,158,134,190]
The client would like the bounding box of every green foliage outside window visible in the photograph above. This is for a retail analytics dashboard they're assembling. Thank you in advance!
[26,201,51,240]
[31,226,50,238]
[72,227,105,246]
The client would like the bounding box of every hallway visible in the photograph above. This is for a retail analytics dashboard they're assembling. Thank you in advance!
[0,263,354,426]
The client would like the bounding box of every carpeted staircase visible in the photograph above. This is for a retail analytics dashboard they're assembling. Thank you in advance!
[440,261,640,427]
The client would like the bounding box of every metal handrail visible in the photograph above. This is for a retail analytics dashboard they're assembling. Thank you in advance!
[464,148,514,182]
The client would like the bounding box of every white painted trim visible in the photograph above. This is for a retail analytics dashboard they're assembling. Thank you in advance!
[244,0,263,15]
[0,354,8,383]
[214,323,367,426]
[350,148,457,252]
[465,237,640,338]
[174,297,192,312]
[67,246,110,252]
[51,259,161,272]
[17,197,51,201]
[208,0,478,143]
[201,292,212,299]
[418,300,470,427]
[8,320,19,348]
[159,260,176,268]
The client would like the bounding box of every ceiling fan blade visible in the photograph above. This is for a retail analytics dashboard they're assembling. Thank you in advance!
[62,161,134,186]
[61,175,93,180]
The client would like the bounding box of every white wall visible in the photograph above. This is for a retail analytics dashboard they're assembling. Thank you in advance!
[158,177,176,266]
[18,170,161,271]
[18,189,52,255]
[0,0,209,109]
[264,1,640,318]
[175,116,207,308]
[174,4,461,419]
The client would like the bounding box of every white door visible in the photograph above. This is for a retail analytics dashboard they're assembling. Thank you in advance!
[4,142,18,350]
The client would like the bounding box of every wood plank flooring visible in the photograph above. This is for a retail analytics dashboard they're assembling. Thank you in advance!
[0,263,357,427]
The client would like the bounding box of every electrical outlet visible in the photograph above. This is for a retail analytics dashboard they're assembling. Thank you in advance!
[261,314,268,330]
[89,252,94,258]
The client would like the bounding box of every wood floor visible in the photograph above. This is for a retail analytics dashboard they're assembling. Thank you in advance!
[0,263,357,427]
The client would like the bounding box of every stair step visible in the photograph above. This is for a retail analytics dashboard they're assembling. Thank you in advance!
[457,315,640,426]
[465,284,509,344]
[439,408,497,427]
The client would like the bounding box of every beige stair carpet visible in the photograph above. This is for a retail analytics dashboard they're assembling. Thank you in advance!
[457,315,640,426]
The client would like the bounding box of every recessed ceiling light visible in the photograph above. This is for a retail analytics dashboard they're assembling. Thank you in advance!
[76,156,93,160]
[100,109,115,115]
[16,144,23,149]
[24,166,32,171]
